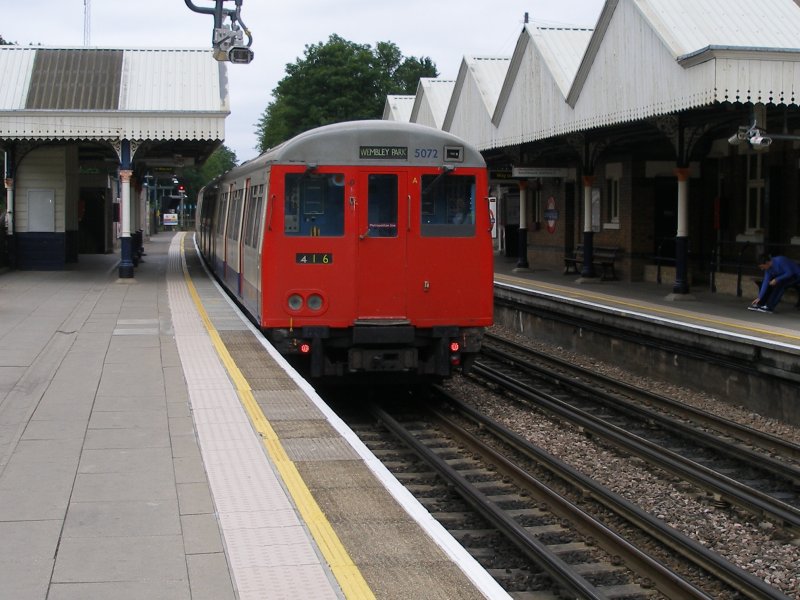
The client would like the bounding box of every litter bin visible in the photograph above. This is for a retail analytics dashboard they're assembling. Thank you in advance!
[504,224,519,257]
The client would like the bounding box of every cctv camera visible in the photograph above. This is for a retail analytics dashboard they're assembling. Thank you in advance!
[211,26,253,63]
[227,47,254,64]
[749,135,772,148]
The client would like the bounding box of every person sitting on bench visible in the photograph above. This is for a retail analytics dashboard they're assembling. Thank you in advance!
[748,254,800,313]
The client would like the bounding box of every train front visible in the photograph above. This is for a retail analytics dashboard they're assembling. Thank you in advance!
[261,121,493,381]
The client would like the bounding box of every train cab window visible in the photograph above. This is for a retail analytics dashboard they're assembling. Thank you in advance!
[284,173,345,236]
[420,174,476,237]
[367,174,398,237]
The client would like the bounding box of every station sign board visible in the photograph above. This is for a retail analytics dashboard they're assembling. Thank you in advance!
[511,167,569,179]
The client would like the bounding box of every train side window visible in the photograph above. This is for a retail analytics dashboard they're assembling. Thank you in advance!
[367,174,398,237]
[244,185,264,247]
[420,174,476,237]
[284,173,344,236]
[201,189,217,233]
[228,189,244,241]
[216,193,228,236]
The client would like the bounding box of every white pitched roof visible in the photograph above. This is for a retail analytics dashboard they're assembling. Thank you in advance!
[444,56,510,145]
[493,25,595,137]
[637,0,800,58]
[492,0,800,150]
[568,0,800,106]
[410,78,455,129]
[382,95,415,122]
[533,27,594,97]
[386,0,800,151]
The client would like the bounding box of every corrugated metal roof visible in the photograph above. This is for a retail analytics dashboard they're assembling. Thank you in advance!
[443,56,510,142]
[465,57,510,115]
[26,49,122,110]
[410,79,455,129]
[533,27,594,97]
[494,0,800,150]
[401,0,800,151]
[0,46,229,141]
[382,95,415,121]
[636,0,800,59]
[0,48,37,110]
[120,48,228,112]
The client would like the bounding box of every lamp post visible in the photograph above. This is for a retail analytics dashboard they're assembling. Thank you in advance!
[178,185,186,230]
[143,174,153,237]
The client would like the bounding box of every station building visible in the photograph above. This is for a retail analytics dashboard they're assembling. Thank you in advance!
[0,46,228,273]
[385,0,800,297]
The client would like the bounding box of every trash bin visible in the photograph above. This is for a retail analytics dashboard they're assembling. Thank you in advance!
[504,224,519,257]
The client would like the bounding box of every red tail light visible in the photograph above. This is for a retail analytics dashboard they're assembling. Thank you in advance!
[299,343,311,354]
[449,341,460,353]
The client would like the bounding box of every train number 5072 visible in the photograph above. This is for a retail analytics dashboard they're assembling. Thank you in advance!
[414,148,438,158]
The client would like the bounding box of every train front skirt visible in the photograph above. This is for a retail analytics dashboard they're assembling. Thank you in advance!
[267,324,484,379]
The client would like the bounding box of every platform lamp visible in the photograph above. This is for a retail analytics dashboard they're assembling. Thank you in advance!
[177,183,186,230]
[143,173,154,236]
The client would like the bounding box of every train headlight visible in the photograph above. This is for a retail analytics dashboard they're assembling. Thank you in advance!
[307,294,324,311]
[288,294,304,311]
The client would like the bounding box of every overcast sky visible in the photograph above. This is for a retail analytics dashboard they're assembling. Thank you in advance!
[3,1,604,163]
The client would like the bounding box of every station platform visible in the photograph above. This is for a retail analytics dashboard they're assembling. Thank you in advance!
[493,255,800,350]
[3,233,797,600]
[493,254,800,426]
[0,231,505,600]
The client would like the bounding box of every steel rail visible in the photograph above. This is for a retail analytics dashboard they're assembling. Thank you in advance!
[369,404,608,600]
[482,340,800,486]
[426,403,714,600]
[485,332,800,462]
[437,387,792,600]
[472,358,800,535]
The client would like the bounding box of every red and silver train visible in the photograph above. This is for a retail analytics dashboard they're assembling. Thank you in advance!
[196,120,493,379]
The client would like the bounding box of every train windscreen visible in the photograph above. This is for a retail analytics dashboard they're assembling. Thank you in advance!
[420,174,476,237]
[284,173,345,236]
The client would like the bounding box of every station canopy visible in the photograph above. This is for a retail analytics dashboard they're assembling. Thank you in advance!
[0,46,230,169]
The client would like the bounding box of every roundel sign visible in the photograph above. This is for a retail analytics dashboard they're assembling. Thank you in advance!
[544,196,559,233]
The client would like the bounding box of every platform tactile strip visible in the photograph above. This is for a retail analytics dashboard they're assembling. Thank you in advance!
[166,235,340,600]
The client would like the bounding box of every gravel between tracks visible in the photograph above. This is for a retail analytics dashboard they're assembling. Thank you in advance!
[445,325,800,599]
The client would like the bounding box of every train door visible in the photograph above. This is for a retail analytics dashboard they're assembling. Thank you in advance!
[356,172,408,319]
[238,179,251,297]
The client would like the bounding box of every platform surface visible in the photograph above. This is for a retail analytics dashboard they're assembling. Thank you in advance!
[0,231,504,600]
[494,255,800,350]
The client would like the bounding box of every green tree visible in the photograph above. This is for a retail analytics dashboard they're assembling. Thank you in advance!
[255,35,437,152]
[179,144,238,203]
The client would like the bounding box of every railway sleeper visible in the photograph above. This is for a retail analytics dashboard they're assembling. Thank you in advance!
[429,511,475,523]
[448,528,498,541]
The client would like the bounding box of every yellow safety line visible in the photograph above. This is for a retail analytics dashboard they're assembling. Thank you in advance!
[495,273,800,344]
[179,235,375,600]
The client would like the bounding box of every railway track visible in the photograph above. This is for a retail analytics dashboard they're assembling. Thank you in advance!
[340,390,791,599]
[348,400,668,599]
[476,334,800,536]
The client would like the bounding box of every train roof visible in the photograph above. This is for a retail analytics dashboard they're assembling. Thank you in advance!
[244,120,486,170]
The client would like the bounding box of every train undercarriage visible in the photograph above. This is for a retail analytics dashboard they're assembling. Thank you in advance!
[267,323,484,379]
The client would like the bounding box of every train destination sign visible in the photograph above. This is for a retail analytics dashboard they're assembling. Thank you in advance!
[359,146,408,160]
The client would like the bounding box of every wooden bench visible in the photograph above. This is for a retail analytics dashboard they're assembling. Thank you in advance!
[564,244,621,280]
